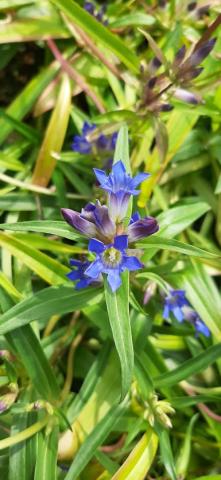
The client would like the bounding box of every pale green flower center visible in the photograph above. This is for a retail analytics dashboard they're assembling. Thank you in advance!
[102,247,122,267]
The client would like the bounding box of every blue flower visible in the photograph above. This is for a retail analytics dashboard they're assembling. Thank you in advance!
[183,307,210,337]
[67,259,94,289]
[71,122,116,155]
[84,235,143,292]
[128,212,159,242]
[61,201,115,241]
[163,289,188,322]
[94,160,149,222]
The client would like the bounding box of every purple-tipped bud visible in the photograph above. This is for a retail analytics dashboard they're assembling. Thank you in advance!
[197,5,210,18]
[174,45,186,66]
[190,38,216,67]
[187,1,197,11]
[159,103,174,112]
[173,88,199,104]
[0,400,6,413]
[185,66,204,80]
[148,76,157,89]
[128,214,159,242]
[61,208,97,237]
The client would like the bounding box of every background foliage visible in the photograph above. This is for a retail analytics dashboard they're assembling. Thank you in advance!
[0,0,221,479]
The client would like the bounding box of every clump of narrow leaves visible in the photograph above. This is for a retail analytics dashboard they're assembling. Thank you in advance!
[0,1,220,480]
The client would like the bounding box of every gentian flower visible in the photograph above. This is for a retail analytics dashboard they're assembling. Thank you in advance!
[71,122,116,155]
[94,160,149,222]
[182,306,210,337]
[163,290,188,322]
[67,259,95,289]
[128,212,159,242]
[61,201,115,242]
[84,235,143,292]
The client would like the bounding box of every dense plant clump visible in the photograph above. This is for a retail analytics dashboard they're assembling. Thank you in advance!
[0,1,221,480]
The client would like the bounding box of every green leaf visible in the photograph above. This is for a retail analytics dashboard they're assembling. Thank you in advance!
[64,402,126,480]
[0,19,69,43]
[111,429,158,480]
[32,74,72,187]
[138,236,217,259]
[0,233,69,285]
[0,221,82,241]
[7,325,59,401]
[104,274,134,400]
[157,202,211,238]
[176,414,198,478]
[0,285,102,334]
[154,344,221,388]
[50,0,139,73]
[34,427,59,480]
[156,426,176,480]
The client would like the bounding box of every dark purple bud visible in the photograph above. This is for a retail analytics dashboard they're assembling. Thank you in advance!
[186,66,204,80]
[174,45,186,67]
[150,57,162,72]
[187,1,197,11]
[148,76,157,89]
[128,216,159,242]
[84,1,95,15]
[174,88,199,104]
[159,103,174,112]
[190,38,216,67]
[61,208,97,237]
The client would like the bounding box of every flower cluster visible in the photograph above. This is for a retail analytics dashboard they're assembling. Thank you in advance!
[140,38,216,113]
[61,160,159,292]
[163,289,210,337]
[71,122,117,156]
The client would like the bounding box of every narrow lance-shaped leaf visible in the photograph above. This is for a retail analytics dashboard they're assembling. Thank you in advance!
[104,274,133,399]
[111,428,158,480]
[32,74,72,187]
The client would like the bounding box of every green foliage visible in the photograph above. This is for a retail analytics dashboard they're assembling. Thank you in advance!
[0,1,221,479]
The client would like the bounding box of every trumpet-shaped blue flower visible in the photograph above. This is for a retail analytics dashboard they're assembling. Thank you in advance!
[163,289,188,322]
[84,235,143,292]
[94,160,149,222]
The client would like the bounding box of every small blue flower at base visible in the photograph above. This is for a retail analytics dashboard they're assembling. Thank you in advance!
[71,122,117,155]
[163,289,189,322]
[94,160,149,222]
[67,259,94,289]
[84,235,143,292]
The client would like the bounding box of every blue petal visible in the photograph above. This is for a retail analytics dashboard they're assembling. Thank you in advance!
[88,238,105,254]
[67,271,80,281]
[173,306,184,323]
[82,122,96,135]
[123,255,143,271]
[70,259,82,267]
[195,320,210,337]
[131,172,149,188]
[129,212,140,224]
[107,270,122,292]
[114,235,128,251]
[163,305,170,319]
[76,278,91,290]
[112,160,126,183]
[84,260,103,279]
[93,168,107,185]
